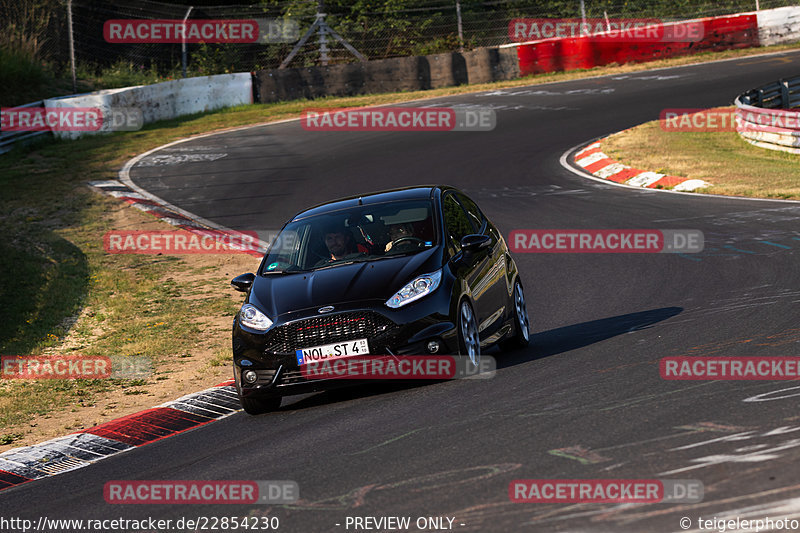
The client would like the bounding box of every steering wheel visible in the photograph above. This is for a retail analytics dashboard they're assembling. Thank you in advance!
[389,236,426,249]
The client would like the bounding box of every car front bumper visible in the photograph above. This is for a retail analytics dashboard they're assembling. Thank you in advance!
[232,293,458,399]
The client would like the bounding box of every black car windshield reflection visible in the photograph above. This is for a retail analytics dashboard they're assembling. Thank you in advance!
[260,200,437,274]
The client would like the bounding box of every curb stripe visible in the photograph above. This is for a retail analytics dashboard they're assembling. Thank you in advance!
[576,145,602,159]
[0,383,242,493]
[571,137,712,192]
[81,407,213,446]
[625,171,665,188]
[583,157,616,173]
[649,175,687,188]
[606,167,643,183]
[89,181,266,258]
[0,470,31,489]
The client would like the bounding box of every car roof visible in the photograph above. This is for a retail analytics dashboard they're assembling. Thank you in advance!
[291,185,454,221]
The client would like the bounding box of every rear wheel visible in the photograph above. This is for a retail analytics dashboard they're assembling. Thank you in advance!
[458,300,481,369]
[500,280,530,351]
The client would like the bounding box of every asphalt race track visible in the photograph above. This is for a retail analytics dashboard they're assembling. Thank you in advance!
[5,51,800,533]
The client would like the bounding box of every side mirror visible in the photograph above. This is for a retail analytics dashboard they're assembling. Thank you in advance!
[231,272,256,292]
[460,234,491,254]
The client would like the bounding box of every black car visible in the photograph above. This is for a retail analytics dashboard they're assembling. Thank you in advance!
[230,185,530,414]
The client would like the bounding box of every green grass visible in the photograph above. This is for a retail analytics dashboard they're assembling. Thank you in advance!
[603,110,800,199]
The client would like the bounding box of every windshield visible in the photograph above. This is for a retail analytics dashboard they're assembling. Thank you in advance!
[260,200,437,273]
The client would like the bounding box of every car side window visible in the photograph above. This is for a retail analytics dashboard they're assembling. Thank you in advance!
[443,194,474,252]
[456,193,485,232]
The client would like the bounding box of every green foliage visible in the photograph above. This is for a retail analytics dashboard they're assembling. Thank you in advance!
[190,43,240,76]
[0,47,48,105]
[77,61,180,90]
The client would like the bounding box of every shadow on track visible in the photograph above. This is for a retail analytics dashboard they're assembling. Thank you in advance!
[500,306,683,368]
[277,307,682,412]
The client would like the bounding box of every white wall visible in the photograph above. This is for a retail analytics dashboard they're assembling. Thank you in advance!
[757,6,800,46]
[45,73,252,140]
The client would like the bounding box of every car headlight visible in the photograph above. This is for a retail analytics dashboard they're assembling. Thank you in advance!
[386,270,442,309]
[239,304,273,331]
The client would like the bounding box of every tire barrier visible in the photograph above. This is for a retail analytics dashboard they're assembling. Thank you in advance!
[736,76,800,154]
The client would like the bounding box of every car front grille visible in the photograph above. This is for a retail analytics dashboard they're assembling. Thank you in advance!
[264,311,395,355]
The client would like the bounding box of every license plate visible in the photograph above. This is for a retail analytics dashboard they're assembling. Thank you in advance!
[295,339,370,366]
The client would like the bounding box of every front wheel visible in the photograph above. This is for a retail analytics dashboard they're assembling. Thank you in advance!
[235,370,281,414]
[500,280,530,351]
[458,300,481,368]
[239,393,281,415]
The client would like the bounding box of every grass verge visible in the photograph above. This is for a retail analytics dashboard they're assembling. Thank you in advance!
[602,106,800,200]
[1,43,799,451]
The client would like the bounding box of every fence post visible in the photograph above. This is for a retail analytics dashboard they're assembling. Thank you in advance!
[456,0,464,52]
[182,6,194,78]
[317,0,330,66]
[67,0,76,93]
[780,79,790,108]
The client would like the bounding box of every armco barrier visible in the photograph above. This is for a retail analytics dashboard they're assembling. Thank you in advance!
[44,73,253,140]
[253,48,519,103]
[0,101,51,154]
[736,76,800,154]
[513,14,758,76]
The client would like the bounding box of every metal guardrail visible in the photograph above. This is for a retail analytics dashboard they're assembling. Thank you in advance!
[735,76,800,154]
[738,75,800,109]
[0,101,53,155]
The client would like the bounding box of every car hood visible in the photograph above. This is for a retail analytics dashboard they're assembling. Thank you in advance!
[249,249,439,320]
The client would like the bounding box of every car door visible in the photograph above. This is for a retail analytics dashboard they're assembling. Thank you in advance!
[442,192,494,337]
[455,192,509,337]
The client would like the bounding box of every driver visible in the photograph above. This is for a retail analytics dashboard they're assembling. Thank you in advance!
[384,222,415,252]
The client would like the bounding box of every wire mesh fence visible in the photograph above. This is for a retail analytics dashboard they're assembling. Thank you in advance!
[2,0,798,80]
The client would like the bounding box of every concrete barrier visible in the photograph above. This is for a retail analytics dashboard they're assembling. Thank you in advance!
[463,48,520,84]
[254,56,431,102]
[253,47,521,103]
[424,52,468,89]
[514,14,758,76]
[757,6,800,46]
[45,73,252,140]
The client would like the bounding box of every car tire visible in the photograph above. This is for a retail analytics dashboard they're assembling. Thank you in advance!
[239,394,282,415]
[500,280,530,351]
[458,299,481,368]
